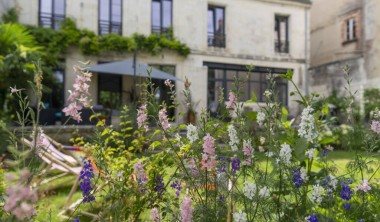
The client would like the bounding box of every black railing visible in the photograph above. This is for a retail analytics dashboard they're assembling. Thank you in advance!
[98,20,122,35]
[275,40,289,53]
[151,26,171,35]
[208,33,226,48]
[39,13,65,30]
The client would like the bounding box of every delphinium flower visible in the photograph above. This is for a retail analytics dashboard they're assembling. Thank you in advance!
[292,167,308,188]
[231,156,240,174]
[180,196,193,222]
[227,125,239,151]
[186,158,199,176]
[151,207,160,221]
[305,213,318,222]
[154,176,165,194]
[201,134,216,170]
[133,160,147,191]
[80,157,95,203]
[322,175,338,197]
[219,195,225,202]
[354,179,371,192]
[298,106,318,142]
[186,124,198,144]
[170,180,182,196]
[226,91,236,110]
[242,139,254,165]
[164,79,174,90]
[358,219,365,222]
[242,181,256,200]
[340,180,352,210]
[321,149,327,157]
[259,186,270,198]
[73,218,80,222]
[217,156,227,173]
[370,120,380,134]
[279,143,292,166]
[4,169,38,221]
[257,111,266,126]
[311,184,324,205]
[137,104,149,131]
[63,66,92,122]
[305,148,316,160]
[265,151,274,158]
[158,108,170,130]
[233,210,247,222]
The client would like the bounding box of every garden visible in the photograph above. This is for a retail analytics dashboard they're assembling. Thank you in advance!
[1,9,380,222]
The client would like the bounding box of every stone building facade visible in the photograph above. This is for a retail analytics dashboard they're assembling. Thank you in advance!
[310,0,379,101]
[2,0,311,122]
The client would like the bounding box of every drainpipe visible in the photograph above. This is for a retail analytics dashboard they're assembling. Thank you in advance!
[304,7,309,95]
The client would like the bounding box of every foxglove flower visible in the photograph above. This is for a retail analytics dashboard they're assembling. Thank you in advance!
[180,196,193,222]
[298,106,318,142]
[371,120,380,134]
[80,157,95,203]
[186,124,198,144]
[227,125,239,151]
[201,134,216,170]
[137,104,148,131]
[158,108,170,130]
[226,91,236,110]
[233,210,247,222]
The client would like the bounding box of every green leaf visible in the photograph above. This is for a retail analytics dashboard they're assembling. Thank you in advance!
[320,137,335,145]
[294,138,308,161]
[286,69,293,80]
[322,102,329,115]
[246,111,257,121]
[250,90,257,103]
[281,107,288,122]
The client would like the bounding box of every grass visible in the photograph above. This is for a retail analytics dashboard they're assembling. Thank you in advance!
[33,150,380,221]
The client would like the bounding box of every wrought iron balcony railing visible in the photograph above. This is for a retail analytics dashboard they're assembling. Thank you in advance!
[39,13,65,30]
[208,32,226,48]
[275,40,289,53]
[98,20,122,35]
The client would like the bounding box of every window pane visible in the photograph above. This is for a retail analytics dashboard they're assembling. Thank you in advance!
[54,0,65,15]
[208,10,214,33]
[100,0,110,21]
[214,69,224,79]
[279,19,287,41]
[215,8,224,33]
[40,0,52,13]
[250,72,261,81]
[111,0,121,22]
[162,0,172,28]
[152,1,161,28]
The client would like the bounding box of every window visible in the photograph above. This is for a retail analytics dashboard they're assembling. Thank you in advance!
[150,65,176,118]
[346,17,356,41]
[205,62,288,115]
[152,0,172,34]
[98,74,122,109]
[208,6,225,48]
[99,0,122,35]
[274,15,289,53]
[39,0,65,30]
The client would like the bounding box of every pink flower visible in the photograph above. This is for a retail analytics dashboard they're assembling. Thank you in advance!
[355,179,371,192]
[242,141,253,166]
[186,158,199,176]
[10,85,23,95]
[151,207,160,221]
[371,121,380,134]
[62,66,92,123]
[201,134,216,170]
[137,104,148,131]
[226,91,236,110]
[164,79,174,89]
[133,160,146,185]
[159,108,170,130]
[180,196,193,222]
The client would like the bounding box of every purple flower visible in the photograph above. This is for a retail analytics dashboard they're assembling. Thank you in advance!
[73,218,80,222]
[343,202,351,210]
[340,180,352,201]
[170,180,182,196]
[219,195,225,202]
[306,213,318,222]
[231,157,240,174]
[292,167,304,188]
[155,176,165,193]
[322,149,327,157]
[359,219,365,222]
[79,157,95,203]
[217,156,227,173]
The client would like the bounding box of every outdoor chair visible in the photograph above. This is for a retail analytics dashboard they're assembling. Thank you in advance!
[20,134,101,220]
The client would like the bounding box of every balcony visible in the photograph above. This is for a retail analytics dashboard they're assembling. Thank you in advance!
[208,33,225,48]
[39,12,65,30]
[98,20,122,35]
[275,40,289,53]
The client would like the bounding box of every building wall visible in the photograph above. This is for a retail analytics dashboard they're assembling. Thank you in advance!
[7,0,310,119]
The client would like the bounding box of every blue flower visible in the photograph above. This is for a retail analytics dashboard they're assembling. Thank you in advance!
[340,181,352,201]
[292,167,304,188]
[155,176,165,193]
[170,180,182,196]
[219,195,225,202]
[79,157,95,203]
[306,213,318,222]
[358,219,364,222]
[343,202,351,210]
[73,218,80,222]
[231,157,240,174]
[322,149,327,157]
[217,156,227,173]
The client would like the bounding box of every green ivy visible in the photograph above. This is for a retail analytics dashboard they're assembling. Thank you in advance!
[27,18,190,58]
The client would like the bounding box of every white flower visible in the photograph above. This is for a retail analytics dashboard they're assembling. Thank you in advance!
[305,148,316,160]
[257,111,266,126]
[233,210,247,222]
[227,125,239,151]
[311,184,324,205]
[259,136,266,145]
[298,106,318,142]
[265,151,274,158]
[242,181,256,200]
[175,133,182,142]
[279,143,292,166]
[264,90,272,98]
[300,167,309,181]
[329,175,338,190]
[355,179,371,192]
[259,186,270,198]
[186,124,198,144]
